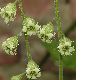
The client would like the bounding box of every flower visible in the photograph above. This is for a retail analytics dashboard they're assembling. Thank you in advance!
[57,37,75,56]
[38,22,55,43]
[2,36,19,55]
[0,3,17,24]
[22,17,41,36]
[11,73,25,80]
[26,60,41,79]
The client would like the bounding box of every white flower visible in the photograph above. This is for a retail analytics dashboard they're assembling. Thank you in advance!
[0,3,17,24]
[11,73,25,80]
[2,36,19,55]
[38,22,55,43]
[57,37,75,56]
[22,17,41,36]
[26,60,41,79]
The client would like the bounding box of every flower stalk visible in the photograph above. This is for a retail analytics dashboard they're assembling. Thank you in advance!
[59,55,63,80]
[18,0,32,61]
[54,0,63,80]
[24,34,32,61]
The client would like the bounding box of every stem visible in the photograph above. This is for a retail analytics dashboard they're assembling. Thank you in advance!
[59,55,63,80]
[54,0,63,37]
[18,0,25,19]
[24,34,32,61]
[54,0,63,80]
[19,0,32,61]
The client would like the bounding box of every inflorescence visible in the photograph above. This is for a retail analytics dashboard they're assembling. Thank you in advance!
[0,0,75,79]
[26,60,41,79]
[0,3,17,24]
[2,36,19,55]
[38,22,55,43]
[22,17,41,36]
[57,36,75,56]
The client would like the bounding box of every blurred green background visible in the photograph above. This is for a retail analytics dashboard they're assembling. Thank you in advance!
[0,0,76,80]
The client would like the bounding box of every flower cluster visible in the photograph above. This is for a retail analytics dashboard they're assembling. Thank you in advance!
[2,36,19,55]
[0,3,17,24]
[26,60,41,79]
[22,17,41,36]
[57,37,75,56]
[38,23,55,43]
[22,18,55,43]
[11,73,25,80]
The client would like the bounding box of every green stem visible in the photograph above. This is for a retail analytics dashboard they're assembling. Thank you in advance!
[59,55,63,80]
[54,0,63,37]
[18,0,25,19]
[24,34,32,61]
[54,0,63,80]
[18,0,32,61]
